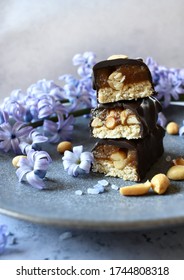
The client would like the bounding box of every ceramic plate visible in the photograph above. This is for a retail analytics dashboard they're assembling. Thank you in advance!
[0,105,184,231]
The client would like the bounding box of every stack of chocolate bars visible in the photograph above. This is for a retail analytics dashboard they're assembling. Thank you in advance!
[90,56,165,181]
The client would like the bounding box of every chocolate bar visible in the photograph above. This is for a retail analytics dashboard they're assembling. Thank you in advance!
[93,58,155,103]
[92,126,165,181]
[90,96,161,139]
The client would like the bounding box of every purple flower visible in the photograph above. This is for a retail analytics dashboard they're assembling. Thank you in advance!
[0,122,32,154]
[62,145,94,177]
[60,75,96,111]
[179,120,184,136]
[73,52,96,67]
[37,95,68,119]
[146,57,184,107]
[1,89,28,122]
[0,225,8,254]
[43,114,74,143]
[19,129,48,154]
[27,79,65,100]
[59,52,97,111]
[0,110,9,124]
[16,149,52,189]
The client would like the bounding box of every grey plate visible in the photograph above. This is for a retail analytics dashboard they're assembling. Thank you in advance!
[0,105,184,231]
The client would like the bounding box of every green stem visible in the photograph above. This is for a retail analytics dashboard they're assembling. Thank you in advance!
[30,107,91,128]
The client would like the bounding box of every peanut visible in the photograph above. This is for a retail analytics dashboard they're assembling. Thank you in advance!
[120,110,127,125]
[166,122,179,135]
[107,54,128,60]
[91,117,103,128]
[113,82,124,91]
[114,72,123,81]
[110,150,127,161]
[172,157,184,166]
[120,180,151,196]
[108,110,116,117]
[107,71,125,91]
[105,117,116,129]
[151,173,170,194]
[113,159,127,170]
[12,155,27,168]
[57,141,72,154]
[110,150,127,170]
[167,165,184,180]
[127,115,140,125]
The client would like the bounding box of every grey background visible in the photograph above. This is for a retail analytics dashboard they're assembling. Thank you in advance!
[0,0,184,260]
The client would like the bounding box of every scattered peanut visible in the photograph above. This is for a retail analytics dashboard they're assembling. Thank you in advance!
[105,117,116,129]
[107,54,128,60]
[91,117,103,128]
[151,173,170,194]
[12,155,27,167]
[166,122,179,135]
[120,180,151,196]
[167,165,184,180]
[57,141,72,154]
[172,157,184,166]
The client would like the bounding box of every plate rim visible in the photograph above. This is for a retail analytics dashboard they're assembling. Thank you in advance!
[1,206,184,231]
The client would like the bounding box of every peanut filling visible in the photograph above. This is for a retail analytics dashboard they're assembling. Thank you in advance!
[91,108,140,130]
[93,144,137,171]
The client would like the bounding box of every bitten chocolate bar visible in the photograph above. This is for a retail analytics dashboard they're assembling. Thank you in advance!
[92,126,165,181]
[93,58,155,103]
[90,96,161,139]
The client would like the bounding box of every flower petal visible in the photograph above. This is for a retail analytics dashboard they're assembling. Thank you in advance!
[67,163,78,176]
[73,145,83,158]
[79,160,91,173]
[26,171,45,189]
[80,151,94,162]
[62,150,77,162]
[16,165,32,182]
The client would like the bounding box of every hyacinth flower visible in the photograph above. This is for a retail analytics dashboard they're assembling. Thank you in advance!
[0,225,8,254]
[62,145,94,177]
[146,57,184,107]
[0,121,32,154]
[37,94,68,119]
[27,79,66,100]
[19,129,48,154]
[0,109,9,124]
[43,114,74,143]
[16,149,52,189]
[59,51,97,112]
[61,77,94,112]
[1,90,35,123]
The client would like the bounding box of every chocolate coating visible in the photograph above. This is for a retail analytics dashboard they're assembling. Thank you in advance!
[93,58,154,91]
[91,96,162,138]
[92,125,165,180]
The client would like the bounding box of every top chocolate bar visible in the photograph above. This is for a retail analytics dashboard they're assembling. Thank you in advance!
[93,58,155,103]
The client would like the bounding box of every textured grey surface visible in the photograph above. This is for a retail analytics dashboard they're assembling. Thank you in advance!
[1,214,184,260]
[0,106,184,231]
